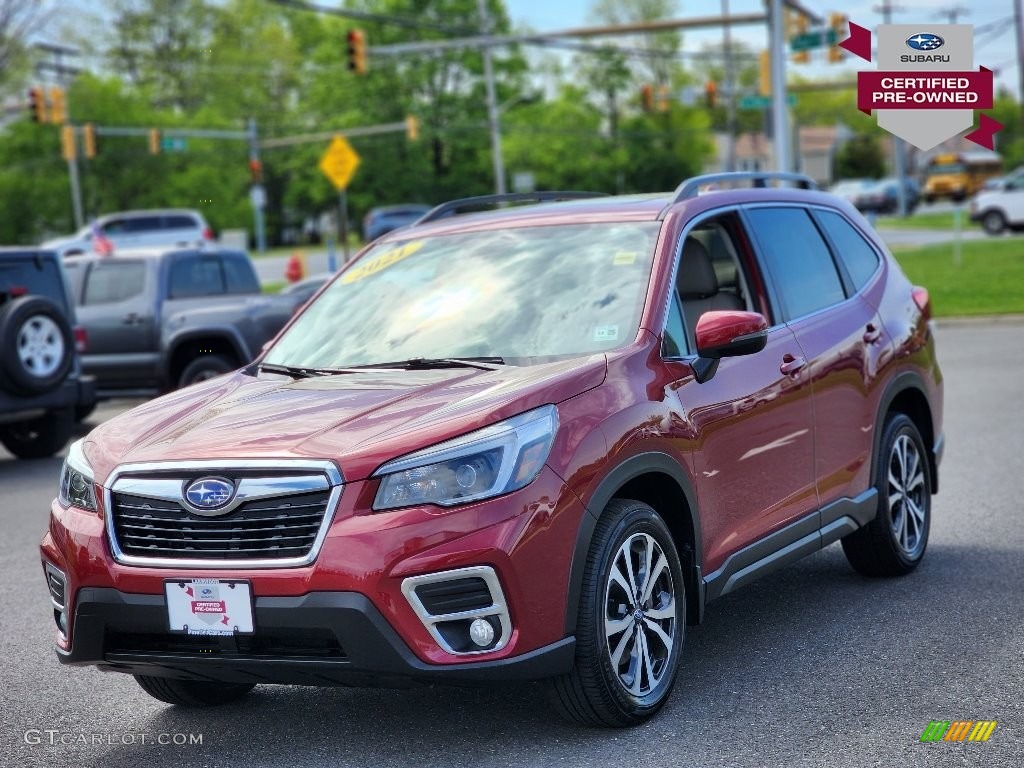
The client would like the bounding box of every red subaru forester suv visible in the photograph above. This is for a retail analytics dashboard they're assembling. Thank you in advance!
[42,173,943,727]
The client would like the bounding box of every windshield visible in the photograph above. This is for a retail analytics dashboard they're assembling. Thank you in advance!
[928,163,966,175]
[265,222,660,368]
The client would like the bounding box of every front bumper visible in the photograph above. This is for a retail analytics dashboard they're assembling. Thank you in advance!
[41,464,586,682]
[60,587,574,687]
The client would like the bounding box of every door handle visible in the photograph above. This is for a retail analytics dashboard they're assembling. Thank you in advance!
[121,313,142,325]
[863,323,882,344]
[780,354,806,375]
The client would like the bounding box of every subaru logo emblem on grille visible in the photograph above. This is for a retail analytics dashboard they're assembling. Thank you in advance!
[184,477,235,513]
[906,33,943,51]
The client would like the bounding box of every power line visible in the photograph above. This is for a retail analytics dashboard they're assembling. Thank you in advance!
[934,5,970,24]
[265,0,475,35]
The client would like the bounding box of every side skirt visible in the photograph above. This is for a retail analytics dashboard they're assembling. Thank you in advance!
[702,489,878,603]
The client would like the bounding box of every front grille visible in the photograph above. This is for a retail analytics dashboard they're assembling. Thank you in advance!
[415,577,493,616]
[111,490,331,561]
[106,628,346,659]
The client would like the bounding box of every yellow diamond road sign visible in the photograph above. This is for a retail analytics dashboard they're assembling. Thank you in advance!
[319,135,361,190]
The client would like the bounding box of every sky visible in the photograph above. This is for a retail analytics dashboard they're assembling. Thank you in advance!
[503,0,1021,93]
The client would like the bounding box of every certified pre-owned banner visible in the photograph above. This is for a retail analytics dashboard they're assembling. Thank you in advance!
[839,23,1003,151]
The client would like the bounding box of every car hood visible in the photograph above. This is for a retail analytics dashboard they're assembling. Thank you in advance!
[84,356,607,484]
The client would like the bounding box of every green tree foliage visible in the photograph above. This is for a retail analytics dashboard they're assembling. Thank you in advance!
[834,133,885,180]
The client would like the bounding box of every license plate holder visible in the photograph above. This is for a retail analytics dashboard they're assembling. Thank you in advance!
[164,579,254,636]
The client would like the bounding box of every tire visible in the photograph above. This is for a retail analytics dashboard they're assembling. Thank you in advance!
[0,408,73,459]
[982,210,1006,236]
[548,499,685,727]
[134,675,255,707]
[75,402,97,422]
[0,296,74,396]
[178,354,234,389]
[842,413,931,577]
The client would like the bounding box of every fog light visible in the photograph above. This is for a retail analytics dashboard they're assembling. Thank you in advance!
[56,609,67,635]
[469,617,495,647]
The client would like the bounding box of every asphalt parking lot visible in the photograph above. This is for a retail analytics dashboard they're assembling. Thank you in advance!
[2,321,1021,768]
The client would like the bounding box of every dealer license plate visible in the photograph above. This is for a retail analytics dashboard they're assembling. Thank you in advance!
[165,579,254,636]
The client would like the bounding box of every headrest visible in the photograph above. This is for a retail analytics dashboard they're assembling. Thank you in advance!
[678,238,718,299]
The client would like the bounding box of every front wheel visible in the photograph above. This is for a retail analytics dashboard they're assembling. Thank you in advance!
[982,210,1006,236]
[177,354,234,389]
[842,413,931,577]
[134,676,255,707]
[548,499,685,727]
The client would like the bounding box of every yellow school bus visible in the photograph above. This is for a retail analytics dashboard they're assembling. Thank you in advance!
[923,151,1003,202]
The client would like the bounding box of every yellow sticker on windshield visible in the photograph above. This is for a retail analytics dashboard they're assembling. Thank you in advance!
[341,241,425,284]
[613,251,637,265]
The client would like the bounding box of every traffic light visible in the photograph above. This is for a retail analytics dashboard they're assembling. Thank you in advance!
[49,87,66,125]
[704,81,717,109]
[149,128,161,154]
[656,85,670,113]
[60,125,76,161]
[248,158,263,184]
[27,87,46,123]
[792,12,810,64]
[347,29,367,75]
[405,115,419,141]
[829,13,848,63]
[83,123,96,158]
[759,50,771,97]
[641,83,653,112]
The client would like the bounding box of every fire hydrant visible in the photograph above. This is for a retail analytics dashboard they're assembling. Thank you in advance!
[285,252,306,283]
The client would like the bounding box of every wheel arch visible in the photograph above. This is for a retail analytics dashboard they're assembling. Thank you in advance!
[163,328,248,388]
[874,372,938,492]
[564,452,704,635]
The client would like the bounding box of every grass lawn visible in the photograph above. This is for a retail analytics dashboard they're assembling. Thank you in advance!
[892,238,1024,316]
[261,280,286,294]
[875,210,967,231]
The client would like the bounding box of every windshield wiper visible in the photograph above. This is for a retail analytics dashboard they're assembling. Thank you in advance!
[258,362,348,379]
[352,357,506,371]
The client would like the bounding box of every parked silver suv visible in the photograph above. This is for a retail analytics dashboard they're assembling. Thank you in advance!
[42,209,213,258]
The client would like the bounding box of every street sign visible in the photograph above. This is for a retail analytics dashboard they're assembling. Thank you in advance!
[790,28,839,51]
[739,94,798,109]
[161,137,187,152]
[318,135,361,190]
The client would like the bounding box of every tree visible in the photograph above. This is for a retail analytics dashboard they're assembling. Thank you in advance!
[834,134,885,180]
[590,0,682,88]
[0,0,50,94]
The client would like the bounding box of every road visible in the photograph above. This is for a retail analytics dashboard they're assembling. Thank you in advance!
[2,322,1021,767]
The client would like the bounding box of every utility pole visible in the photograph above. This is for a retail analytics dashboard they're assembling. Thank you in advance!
[477,0,506,195]
[875,0,909,216]
[934,5,969,24]
[66,132,84,230]
[1016,0,1024,131]
[722,0,737,172]
[769,0,790,172]
[247,118,267,253]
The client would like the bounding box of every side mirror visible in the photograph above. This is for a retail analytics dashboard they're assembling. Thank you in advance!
[692,310,768,383]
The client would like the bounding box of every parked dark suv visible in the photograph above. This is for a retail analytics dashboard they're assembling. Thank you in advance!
[0,249,94,458]
[42,175,943,727]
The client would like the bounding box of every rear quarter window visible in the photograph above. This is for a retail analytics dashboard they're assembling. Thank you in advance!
[815,210,881,291]
[163,215,200,230]
[0,256,68,309]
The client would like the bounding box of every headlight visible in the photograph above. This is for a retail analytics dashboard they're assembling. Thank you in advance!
[373,405,558,511]
[58,439,98,511]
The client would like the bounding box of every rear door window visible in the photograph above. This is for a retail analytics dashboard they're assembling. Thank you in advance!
[221,254,259,294]
[83,260,147,304]
[815,210,881,291]
[124,216,164,233]
[744,207,846,321]
[169,254,226,298]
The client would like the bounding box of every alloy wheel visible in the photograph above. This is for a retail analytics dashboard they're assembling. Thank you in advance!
[17,315,65,378]
[604,532,677,697]
[887,433,927,558]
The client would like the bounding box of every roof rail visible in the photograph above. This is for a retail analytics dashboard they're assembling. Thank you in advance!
[414,191,608,225]
[669,172,818,204]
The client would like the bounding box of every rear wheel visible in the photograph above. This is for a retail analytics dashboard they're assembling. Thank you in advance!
[548,499,685,727]
[134,676,255,707]
[842,413,931,577]
[0,408,73,459]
